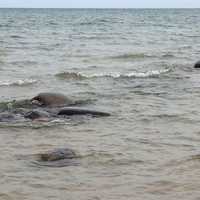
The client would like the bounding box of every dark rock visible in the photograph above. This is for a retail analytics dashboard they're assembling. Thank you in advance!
[194,61,200,68]
[58,107,111,117]
[38,148,77,162]
[24,110,50,120]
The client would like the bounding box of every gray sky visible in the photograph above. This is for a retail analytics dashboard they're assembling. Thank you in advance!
[0,0,200,8]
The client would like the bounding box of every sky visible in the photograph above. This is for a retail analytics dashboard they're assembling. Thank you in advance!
[0,0,200,8]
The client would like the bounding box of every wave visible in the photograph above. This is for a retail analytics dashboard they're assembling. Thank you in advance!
[47,21,58,26]
[56,68,171,80]
[0,79,37,87]
[109,53,155,60]
[79,22,93,26]
[108,52,177,60]
[79,19,110,26]
[56,72,85,80]
[120,69,171,78]
[10,35,24,39]
[161,53,175,58]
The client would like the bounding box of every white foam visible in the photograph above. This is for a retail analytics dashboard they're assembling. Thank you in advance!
[124,68,171,78]
[81,68,171,79]
[0,79,37,86]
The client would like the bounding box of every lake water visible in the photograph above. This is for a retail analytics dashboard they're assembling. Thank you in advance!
[0,8,200,200]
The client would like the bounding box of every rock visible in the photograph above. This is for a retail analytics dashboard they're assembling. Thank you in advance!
[38,148,77,162]
[194,60,200,68]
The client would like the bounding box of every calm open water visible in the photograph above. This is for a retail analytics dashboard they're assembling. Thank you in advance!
[0,8,200,200]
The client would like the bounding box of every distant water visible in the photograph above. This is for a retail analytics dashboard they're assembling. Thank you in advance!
[1,8,200,200]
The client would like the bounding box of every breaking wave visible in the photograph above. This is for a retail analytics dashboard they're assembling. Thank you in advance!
[0,79,37,87]
[56,68,171,80]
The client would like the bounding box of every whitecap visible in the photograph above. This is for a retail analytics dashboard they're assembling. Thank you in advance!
[0,79,37,87]
[123,68,171,78]
[56,68,171,80]
[82,68,171,78]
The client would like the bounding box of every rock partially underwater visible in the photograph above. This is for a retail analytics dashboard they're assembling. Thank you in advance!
[38,148,77,161]
[31,92,74,107]
[24,109,51,120]
[35,148,79,167]
[0,92,111,123]
[58,107,111,117]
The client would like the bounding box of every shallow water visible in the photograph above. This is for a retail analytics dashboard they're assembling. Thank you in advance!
[1,8,200,200]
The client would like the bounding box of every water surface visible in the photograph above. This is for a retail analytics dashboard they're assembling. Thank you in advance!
[0,8,200,200]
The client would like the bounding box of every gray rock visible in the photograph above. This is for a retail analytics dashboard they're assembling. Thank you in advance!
[24,109,50,120]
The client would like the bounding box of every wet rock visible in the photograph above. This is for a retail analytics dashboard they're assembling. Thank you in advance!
[194,60,200,68]
[31,92,74,107]
[38,148,77,161]
[24,109,50,120]
[58,107,111,117]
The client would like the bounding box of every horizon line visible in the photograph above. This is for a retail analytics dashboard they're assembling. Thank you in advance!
[0,7,199,9]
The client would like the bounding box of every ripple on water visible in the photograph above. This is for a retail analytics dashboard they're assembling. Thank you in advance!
[108,53,156,60]
[0,8,200,200]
